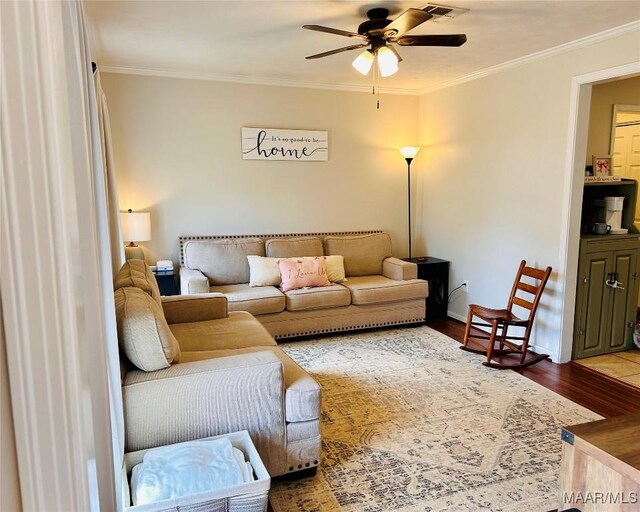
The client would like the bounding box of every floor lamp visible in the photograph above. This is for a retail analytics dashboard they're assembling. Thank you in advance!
[399,146,420,259]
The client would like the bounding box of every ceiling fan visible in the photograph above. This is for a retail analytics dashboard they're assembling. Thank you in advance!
[303,6,467,78]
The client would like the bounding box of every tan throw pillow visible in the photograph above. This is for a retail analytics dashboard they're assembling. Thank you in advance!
[247,255,281,287]
[324,255,346,283]
[265,237,323,258]
[114,287,180,372]
[114,260,162,305]
[323,233,392,277]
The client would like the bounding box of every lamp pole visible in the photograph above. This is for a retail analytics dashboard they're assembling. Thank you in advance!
[400,146,419,260]
[405,157,413,260]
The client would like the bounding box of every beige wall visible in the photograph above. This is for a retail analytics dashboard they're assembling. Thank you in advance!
[101,74,419,264]
[586,75,640,163]
[417,30,640,359]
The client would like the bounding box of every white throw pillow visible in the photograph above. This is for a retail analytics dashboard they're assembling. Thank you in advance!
[247,255,281,287]
[248,254,346,286]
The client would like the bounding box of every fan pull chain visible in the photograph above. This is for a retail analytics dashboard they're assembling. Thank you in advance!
[376,60,381,110]
[372,57,376,97]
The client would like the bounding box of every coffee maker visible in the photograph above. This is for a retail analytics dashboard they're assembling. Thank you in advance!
[604,196,627,234]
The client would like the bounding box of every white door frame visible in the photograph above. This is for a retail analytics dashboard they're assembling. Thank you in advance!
[557,62,640,363]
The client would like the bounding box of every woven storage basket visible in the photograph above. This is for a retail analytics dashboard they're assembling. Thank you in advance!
[123,431,270,512]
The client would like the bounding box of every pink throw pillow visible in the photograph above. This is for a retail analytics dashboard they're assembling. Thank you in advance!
[279,258,331,292]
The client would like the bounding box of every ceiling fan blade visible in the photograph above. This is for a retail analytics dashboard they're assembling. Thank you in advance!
[388,44,403,63]
[305,43,369,60]
[302,25,368,40]
[382,8,432,39]
[395,34,467,47]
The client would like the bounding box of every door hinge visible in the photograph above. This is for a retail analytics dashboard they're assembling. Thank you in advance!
[634,272,639,280]
[629,321,635,328]
[583,277,588,284]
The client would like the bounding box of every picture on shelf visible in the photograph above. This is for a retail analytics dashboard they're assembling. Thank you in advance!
[592,155,612,177]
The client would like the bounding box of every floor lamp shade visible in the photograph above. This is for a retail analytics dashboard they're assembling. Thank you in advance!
[121,210,151,245]
[400,146,420,159]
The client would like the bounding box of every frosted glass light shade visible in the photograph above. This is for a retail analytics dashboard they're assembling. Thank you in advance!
[400,146,420,159]
[377,46,398,77]
[121,211,151,243]
[352,50,374,75]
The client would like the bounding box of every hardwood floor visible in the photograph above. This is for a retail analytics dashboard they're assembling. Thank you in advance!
[427,316,640,418]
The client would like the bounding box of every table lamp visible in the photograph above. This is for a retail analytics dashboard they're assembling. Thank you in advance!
[121,209,151,260]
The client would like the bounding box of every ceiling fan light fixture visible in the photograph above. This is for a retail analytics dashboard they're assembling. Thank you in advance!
[377,46,399,77]
[352,49,374,75]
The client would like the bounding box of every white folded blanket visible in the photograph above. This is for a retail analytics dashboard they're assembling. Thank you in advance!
[131,438,254,506]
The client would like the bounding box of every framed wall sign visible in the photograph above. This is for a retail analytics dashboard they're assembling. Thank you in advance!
[241,128,328,161]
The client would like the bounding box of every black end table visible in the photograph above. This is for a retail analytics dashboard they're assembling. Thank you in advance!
[402,257,450,321]
[153,269,178,296]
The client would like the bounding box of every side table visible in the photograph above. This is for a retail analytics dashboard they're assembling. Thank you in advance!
[559,412,640,511]
[403,257,450,321]
[152,269,178,296]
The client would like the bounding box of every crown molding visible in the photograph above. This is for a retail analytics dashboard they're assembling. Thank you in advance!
[418,20,640,95]
[98,65,421,95]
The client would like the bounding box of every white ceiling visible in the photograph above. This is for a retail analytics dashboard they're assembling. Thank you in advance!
[84,0,640,93]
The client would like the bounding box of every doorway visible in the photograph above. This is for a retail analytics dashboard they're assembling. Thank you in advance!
[560,69,640,389]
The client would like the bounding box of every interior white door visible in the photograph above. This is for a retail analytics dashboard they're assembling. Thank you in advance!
[613,123,640,222]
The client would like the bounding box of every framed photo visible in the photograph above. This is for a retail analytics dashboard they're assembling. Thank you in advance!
[592,155,612,177]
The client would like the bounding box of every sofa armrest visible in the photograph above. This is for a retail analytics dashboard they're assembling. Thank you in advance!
[179,267,209,294]
[123,351,287,473]
[161,293,228,324]
[383,257,417,281]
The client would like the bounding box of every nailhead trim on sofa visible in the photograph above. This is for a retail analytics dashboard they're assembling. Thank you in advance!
[272,317,424,340]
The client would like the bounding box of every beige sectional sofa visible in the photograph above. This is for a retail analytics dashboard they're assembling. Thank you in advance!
[113,260,321,477]
[179,231,429,338]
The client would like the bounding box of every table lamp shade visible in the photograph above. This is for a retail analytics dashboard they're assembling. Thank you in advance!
[121,211,151,243]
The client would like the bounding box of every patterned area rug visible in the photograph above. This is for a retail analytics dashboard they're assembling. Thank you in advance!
[270,326,601,512]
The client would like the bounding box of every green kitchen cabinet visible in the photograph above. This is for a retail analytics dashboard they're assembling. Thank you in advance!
[573,235,640,359]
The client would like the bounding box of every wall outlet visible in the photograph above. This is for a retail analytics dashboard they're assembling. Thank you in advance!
[462,280,469,293]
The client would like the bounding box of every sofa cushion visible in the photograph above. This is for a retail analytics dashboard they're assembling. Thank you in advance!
[323,233,392,277]
[209,283,285,316]
[180,346,321,422]
[114,287,180,371]
[285,284,351,312]
[183,238,264,285]
[342,275,429,305]
[169,311,277,352]
[114,260,162,305]
[279,258,331,292]
[265,237,323,258]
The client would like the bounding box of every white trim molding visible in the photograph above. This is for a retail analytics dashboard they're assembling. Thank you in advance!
[419,20,640,95]
[1,0,117,510]
[557,61,640,364]
[99,64,421,95]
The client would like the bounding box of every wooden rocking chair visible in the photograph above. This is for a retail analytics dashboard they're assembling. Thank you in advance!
[461,260,552,369]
